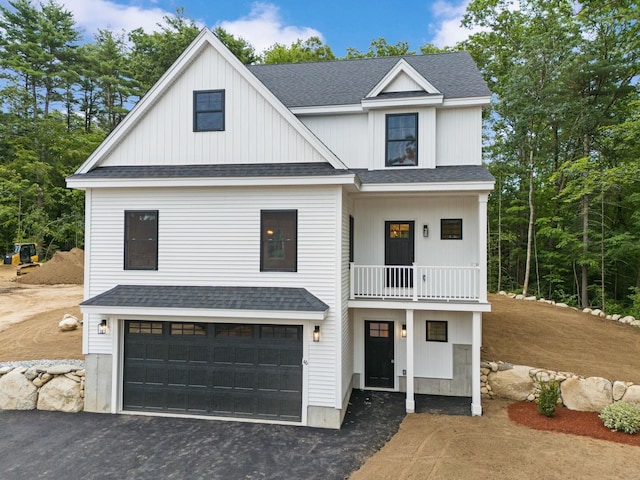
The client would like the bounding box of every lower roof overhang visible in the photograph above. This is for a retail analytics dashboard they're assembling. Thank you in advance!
[348,299,492,313]
[81,285,330,322]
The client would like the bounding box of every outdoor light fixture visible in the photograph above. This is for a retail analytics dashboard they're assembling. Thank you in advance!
[401,324,407,338]
[98,319,108,335]
[313,325,320,342]
[423,224,429,237]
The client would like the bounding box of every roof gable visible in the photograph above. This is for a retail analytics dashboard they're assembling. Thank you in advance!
[367,58,440,97]
[75,29,347,174]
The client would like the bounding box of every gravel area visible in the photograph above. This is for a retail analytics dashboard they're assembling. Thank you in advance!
[0,359,84,369]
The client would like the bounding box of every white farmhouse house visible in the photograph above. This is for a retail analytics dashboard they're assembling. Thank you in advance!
[66,28,494,429]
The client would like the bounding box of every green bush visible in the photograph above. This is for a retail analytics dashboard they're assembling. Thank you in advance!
[600,402,640,434]
[537,380,559,417]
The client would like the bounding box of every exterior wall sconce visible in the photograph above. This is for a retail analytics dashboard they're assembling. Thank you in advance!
[423,224,429,237]
[98,319,109,335]
[313,325,320,342]
[401,324,407,338]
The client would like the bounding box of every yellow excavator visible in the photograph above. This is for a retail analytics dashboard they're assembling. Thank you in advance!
[3,242,41,275]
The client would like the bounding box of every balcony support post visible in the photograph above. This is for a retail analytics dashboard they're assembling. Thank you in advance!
[478,194,489,302]
[471,311,482,416]
[405,309,415,413]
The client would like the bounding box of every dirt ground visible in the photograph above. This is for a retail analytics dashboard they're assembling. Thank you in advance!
[1,262,640,478]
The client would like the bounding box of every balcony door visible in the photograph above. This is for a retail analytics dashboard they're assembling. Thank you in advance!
[385,221,414,288]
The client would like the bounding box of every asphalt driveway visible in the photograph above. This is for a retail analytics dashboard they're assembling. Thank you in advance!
[0,390,470,479]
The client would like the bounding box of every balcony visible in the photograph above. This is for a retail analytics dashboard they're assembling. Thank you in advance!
[350,264,481,302]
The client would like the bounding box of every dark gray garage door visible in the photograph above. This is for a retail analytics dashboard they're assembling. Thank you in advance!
[123,321,303,421]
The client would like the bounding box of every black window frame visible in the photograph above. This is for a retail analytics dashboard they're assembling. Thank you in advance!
[260,210,298,272]
[441,219,463,240]
[124,210,158,271]
[193,89,225,132]
[426,321,448,342]
[349,215,354,263]
[385,113,418,167]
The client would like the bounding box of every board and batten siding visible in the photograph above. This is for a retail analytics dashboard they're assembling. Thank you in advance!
[436,107,483,166]
[353,195,480,267]
[85,185,341,407]
[300,114,369,169]
[100,46,326,167]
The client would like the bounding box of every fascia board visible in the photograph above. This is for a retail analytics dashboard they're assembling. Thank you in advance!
[76,28,348,174]
[361,95,444,110]
[66,174,358,189]
[81,305,328,321]
[367,58,441,98]
[441,96,491,108]
[357,181,495,194]
[290,104,364,115]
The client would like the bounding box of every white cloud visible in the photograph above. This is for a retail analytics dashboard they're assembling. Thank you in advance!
[57,0,171,38]
[217,3,323,54]
[429,0,486,47]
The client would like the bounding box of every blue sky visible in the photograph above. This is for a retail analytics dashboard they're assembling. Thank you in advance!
[13,0,481,56]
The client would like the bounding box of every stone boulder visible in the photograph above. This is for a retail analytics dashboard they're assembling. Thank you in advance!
[0,369,37,410]
[37,376,83,413]
[59,314,79,331]
[621,385,640,406]
[561,376,612,412]
[488,365,534,401]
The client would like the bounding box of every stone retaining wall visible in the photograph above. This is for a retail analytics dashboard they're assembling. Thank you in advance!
[0,364,84,412]
[482,361,640,412]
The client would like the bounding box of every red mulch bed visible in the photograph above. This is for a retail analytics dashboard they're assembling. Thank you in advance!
[508,402,640,446]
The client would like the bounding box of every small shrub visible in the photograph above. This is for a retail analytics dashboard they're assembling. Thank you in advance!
[600,402,640,435]
[537,380,559,417]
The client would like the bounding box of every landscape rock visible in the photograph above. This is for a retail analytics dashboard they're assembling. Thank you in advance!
[59,314,79,331]
[556,303,569,308]
[45,364,78,376]
[612,314,621,321]
[488,365,534,401]
[591,309,602,317]
[0,369,38,410]
[582,308,592,314]
[515,294,525,300]
[561,376,612,412]
[621,385,640,406]
[524,296,536,301]
[620,316,635,324]
[37,376,83,412]
[612,381,628,401]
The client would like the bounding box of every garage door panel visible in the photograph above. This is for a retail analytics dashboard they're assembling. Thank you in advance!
[124,321,303,421]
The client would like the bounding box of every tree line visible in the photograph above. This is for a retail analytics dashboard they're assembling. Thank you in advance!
[0,0,637,314]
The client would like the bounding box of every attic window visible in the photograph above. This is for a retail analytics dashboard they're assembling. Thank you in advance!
[194,90,225,132]
[386,113,418,167]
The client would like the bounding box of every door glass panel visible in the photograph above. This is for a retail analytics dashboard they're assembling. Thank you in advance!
[368,322,390,338]
[389,223,411,239]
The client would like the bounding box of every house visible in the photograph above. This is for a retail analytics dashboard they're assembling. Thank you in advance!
[66,28,494,429]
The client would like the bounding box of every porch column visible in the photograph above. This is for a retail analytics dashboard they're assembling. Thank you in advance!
[478,194,489,303]
[471,311,482,416]
[405,309,415,413]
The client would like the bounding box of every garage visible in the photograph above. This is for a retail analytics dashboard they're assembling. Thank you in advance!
[123,320,303,421]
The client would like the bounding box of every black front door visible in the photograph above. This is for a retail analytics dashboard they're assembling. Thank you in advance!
[364,321,394,388]
[385,221,414,288]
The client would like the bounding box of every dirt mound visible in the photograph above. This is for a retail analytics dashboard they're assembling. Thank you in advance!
[17,248,84,285]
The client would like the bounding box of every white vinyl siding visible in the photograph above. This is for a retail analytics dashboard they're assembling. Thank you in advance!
[382,72,424,93]
[84,185,341,407]
[340,192,354,402]
[352,195,480,268]
[436,107,483,166]
[100,47,326,167]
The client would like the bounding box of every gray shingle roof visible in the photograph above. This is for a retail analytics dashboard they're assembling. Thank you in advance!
[248,52,490,107]
[68,162,351,180]
[353,165,495,184]
[81,285,329,312]
[70,163,494,184]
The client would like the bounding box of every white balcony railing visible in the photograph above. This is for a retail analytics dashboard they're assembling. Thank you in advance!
[350,263,481,302]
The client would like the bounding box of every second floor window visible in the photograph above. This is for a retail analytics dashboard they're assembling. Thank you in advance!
[261,210,297,272]
[124,210,158,270]
[194,90,225,131]
[386,113,418,167]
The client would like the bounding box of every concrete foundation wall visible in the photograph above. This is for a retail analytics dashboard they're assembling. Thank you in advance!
[307,405,342,429]
[83,354,112,413]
